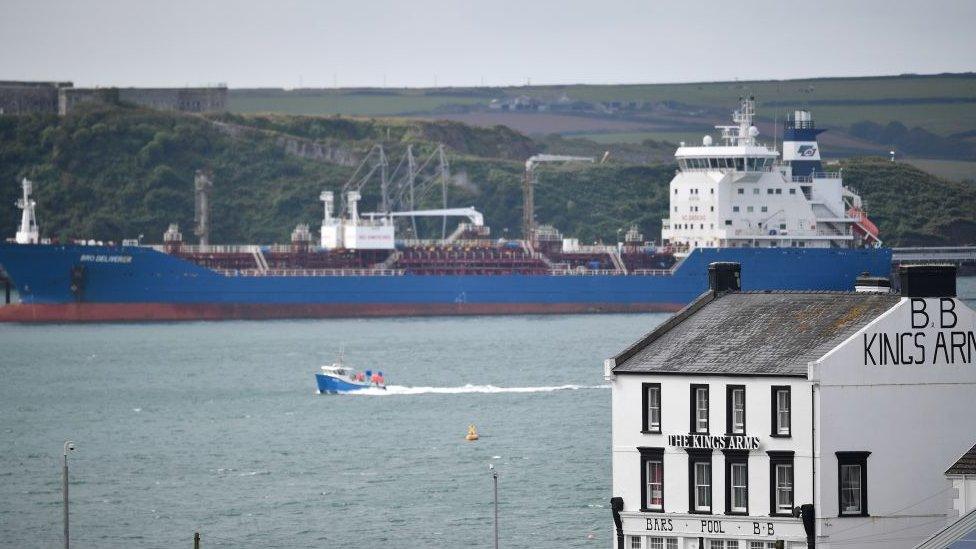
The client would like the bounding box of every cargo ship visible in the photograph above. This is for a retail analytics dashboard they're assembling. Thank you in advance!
[0,98,891,322]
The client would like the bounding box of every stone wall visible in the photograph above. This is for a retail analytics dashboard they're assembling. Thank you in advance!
[0,81,228,116]
[59,86,228,115]
[0,81,72,115]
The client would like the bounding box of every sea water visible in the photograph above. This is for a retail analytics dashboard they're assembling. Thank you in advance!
[1,278,974,548]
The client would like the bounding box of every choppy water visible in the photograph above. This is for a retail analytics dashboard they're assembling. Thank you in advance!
[2,278,974,549]
[0,314,663,549]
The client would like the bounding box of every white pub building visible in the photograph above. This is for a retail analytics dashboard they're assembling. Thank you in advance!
[606,263,976,549]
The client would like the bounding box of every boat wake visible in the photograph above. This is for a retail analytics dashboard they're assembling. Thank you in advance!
[344,383,609,396]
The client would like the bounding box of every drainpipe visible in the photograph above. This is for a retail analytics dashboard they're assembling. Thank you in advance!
[610,497,624,549]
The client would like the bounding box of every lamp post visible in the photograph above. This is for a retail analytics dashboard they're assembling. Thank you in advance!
[489,464,498,549]
[62,441,75,549]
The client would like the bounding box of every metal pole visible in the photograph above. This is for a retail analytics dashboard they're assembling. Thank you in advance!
[194,532,200,549]
[62,441,74,549]
[490,464,499,549]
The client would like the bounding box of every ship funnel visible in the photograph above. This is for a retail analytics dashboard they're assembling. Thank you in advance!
[782,110,826,177]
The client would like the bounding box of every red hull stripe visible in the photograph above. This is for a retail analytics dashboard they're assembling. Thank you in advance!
[0,302,684,323]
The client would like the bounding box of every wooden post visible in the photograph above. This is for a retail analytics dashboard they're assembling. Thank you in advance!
[193,532,200,549]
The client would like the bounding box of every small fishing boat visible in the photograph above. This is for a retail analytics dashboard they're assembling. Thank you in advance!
[314,353,386,394]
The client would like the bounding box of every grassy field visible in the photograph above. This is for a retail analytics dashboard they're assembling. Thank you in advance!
[572,130,698,146]
[519,74,976,105]
[228,73,976,155]
[229,92,485,116]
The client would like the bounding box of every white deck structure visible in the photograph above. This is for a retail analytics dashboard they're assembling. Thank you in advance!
[662,99,871,255]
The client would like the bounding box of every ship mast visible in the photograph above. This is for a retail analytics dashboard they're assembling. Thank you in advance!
[15,178,39,244]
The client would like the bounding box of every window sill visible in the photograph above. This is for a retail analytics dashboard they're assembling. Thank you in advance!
[688,509,712,515]
[640,507,665,513]
[725,510,749,516]
[769,433,792,438]
[725,432,746,437]
[838,512,869,518]
[769,511,794,518]
[641,430,662,435]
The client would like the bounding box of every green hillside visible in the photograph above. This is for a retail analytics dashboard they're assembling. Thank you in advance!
[0,105,973,247]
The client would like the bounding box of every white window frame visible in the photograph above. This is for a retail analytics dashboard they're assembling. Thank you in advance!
[776,389,791,436]
[731,462,748,513]
[731,388,745,434]
[695,461,712,512]
[775,463,793,513]
[840,463,862,515]
[646,384,661,432]
[646,460,664,510]
[695,387,709,433]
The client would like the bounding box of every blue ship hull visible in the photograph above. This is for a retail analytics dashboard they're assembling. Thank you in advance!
[0,243,892,322]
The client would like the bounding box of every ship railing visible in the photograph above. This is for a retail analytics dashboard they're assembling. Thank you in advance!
[548,268,625,276]
[174,244,263,254]
[792,171,841,183]
[398,239,496,248]
[630,268,674,276]
[217,268,405,277]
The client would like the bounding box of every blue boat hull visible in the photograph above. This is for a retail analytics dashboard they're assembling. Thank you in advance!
[315,373,372,394]
[0,243,893,322]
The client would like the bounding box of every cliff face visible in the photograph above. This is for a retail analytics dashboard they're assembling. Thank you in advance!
[0,105,972,246]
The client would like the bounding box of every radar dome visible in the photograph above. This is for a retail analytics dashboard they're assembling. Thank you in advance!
[748,126,760,138]
[702,135,713,146]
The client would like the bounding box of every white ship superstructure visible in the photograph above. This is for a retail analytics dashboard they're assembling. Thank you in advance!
[661,98,879,254]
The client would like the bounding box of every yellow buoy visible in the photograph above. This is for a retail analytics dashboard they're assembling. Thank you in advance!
[465,424,479,441]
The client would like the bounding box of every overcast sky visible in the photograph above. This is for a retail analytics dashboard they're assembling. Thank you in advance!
[2,0,974,88]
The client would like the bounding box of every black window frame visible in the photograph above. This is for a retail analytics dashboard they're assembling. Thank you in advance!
[687,449,713,515]
[836,451,870,517]
[723,449,750,516]
[642,382,662,434]
[726,385,746,435]
[770,386,791,438]
[690,384,709,434]
[639,447,665,512]
[768,451,795,517]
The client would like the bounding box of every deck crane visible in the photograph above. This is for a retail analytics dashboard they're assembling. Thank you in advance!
[361,207,484,227]
[522,155,594,238]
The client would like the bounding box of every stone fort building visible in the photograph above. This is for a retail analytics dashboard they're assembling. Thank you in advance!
[0,81,227,116]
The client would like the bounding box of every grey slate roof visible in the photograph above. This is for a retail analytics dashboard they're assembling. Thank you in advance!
[946,443,976,475]
[612,291,900,377]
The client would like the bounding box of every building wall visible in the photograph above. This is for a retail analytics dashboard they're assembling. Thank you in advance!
[58,87,227,115]
[950,476,976,518]
[611,372,812,546]
[811,297,976,548]
[0,81,71,115]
